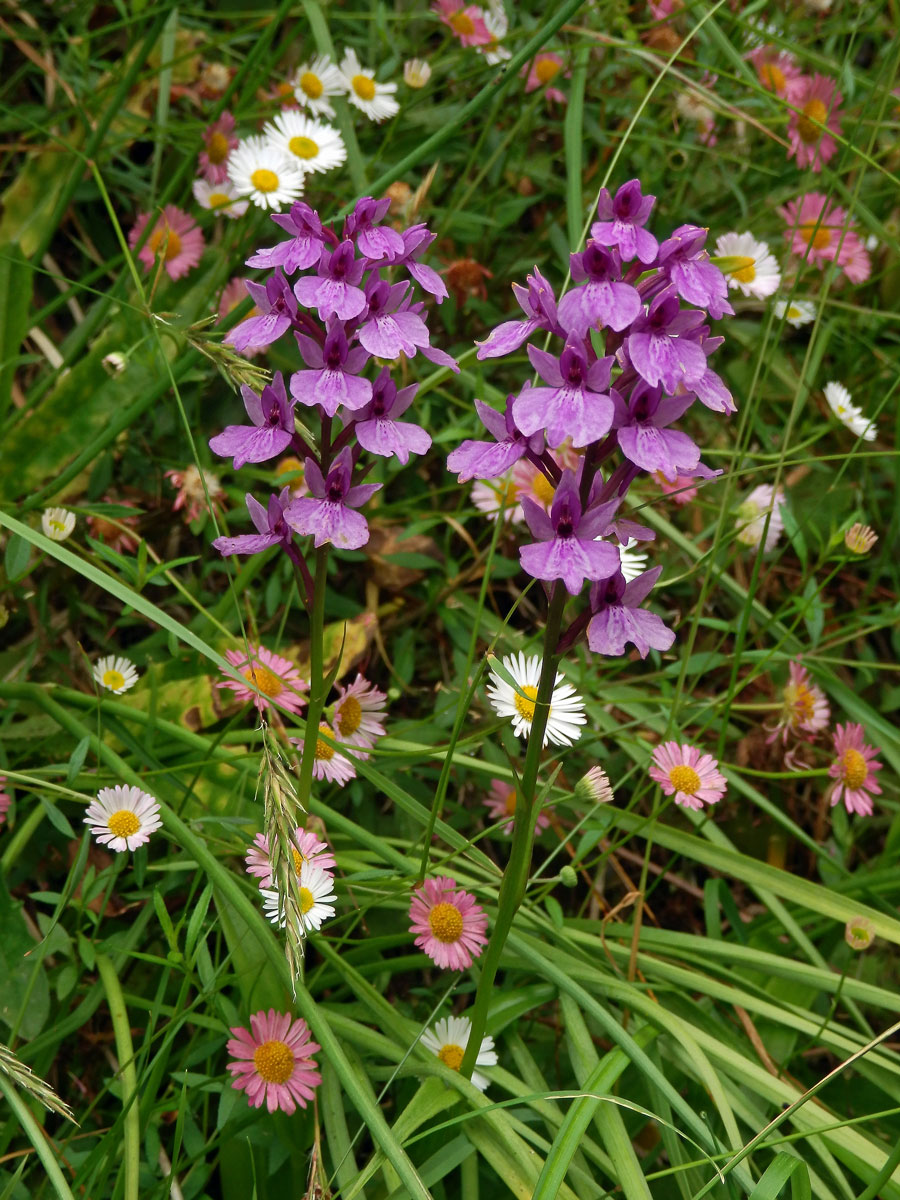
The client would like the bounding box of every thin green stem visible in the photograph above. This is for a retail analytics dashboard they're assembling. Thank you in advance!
[0,1073,78,1200]
[460,583,568,1077]
[296,544,330,811]
[96,955,140,1200]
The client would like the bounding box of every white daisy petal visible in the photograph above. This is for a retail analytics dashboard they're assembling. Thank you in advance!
[421,1015,497,1092]
[486,651,586,748]
[227,136,304,211]
[191,177,248,219]
[618,545,649,583]
[262,863,337,934]
[714,231,781,300]
[42,507,76,542]
[774,299,816,328]
[263,111,346,176]
[293,55,347,117]
[84,784,161,852]
[823,381,876,442]
[339,48,399,123]
[92,655,140,694]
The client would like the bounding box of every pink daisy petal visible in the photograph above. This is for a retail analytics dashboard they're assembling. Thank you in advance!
[217,644,308,715]
[649,741,726,808]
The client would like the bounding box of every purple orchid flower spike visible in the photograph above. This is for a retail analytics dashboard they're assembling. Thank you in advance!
[291,322,372,417]
[224,270,297,353]
[446,395,544,482]
[390,224,448,301]
[284,447,381,550]
[514,336,616,448]
[558,243,643,337]
[476,267,561,360]
[657,224,733,320]
[294,241,367,321]
[352,368,431,465]
[520,470,622,595]
[587,566,675,658]
[212,488,294,557]
[611,381,701,480]
[246,202,326,273]
[681,330,736,414]
[591,180,659,265]
[345,196,405,261]
[208,372,295,469]
[358,279,430,359]
[626,288,708,394]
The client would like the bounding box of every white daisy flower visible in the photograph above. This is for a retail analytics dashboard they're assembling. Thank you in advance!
[191,177,248,219]
[263,110,346,176]
[41,507,76,542]
[714,231,781,300]
[339,48,399,123]
[618,544,649,583]
[486,651,586,748]
[735,485,786,552]
[774,299,816,328]
[471,475,524,524]
[84,784,162,852]
[293,54,347,117]
[227,136,304,211]
[93,655,139,694]
[421,1015,498,1092]
[262,862,337,934]
[823,382,876,442]
[675,88,714,126]
[479,7,511,65]
[403,58,432,88]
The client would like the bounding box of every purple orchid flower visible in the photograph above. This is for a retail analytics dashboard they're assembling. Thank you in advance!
[657,224,733,320]
[520,470,622,595]
[345,196,405,261]
[212,488,294,557]
[224,270,297,353]
[290,322,372,417]
[208,372,295,469]
[587,566,675,658]
[611,381,701,480]
[591,180,659,265]
[514,337,615,448]
[358,279,429,359]
[398,297,460,372]
[626,288,708,394]
[294,241,367,321]
[558,243,643,337]
[245,202,326,273]
[681,330,736,414]
[284,447,381,550]
[446,395,544,482]
[352,368,431,464]
[476,268,561,360]
[389,224,448,301]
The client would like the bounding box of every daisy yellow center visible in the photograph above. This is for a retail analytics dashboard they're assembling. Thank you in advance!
[797,98,827,143]
[242,665,283,698]
[208,191,232,209]
[291,846,306,875]
[760,62,785,92]
[316,725,335,761]
[336,696,363,736]
[352,74,376,101]
[785,683,815,725]
[299,71,323,99]
[277,456,304,478]
[799,222,831,250]
[428,902,463,943]
[730,256,757,283]
[276,82,294,99]
[149,227,182,262]
[841,748,867,790]
[536,57,561,84]
[503,789,517,817]
[207,131,230,163]
[668,764,701,795]
[102,669,126,690]
[289,135,319,159]
[514,684,539,724]
[298,886,315,914]
[250,168,279,194]
[108,810,141,838]
[449,11,475,34]
[532,472,556,506]
[253,1039,294,1084]
[787,305,803,319]
[49,517,68,533]
[438,1043,465,1070]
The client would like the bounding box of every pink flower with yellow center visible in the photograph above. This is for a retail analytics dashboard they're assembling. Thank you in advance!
[165,465,223,523]
[199,111,238,183]
[331,674,388,756]
[787,74,842,172]
[289,727,356,785]
[483,778,550,836]
[523,52,567,104]
[747,46,801,98]
[245,827,336,890]
[828,724,882,816]
[226,1009,321,1114]
[432,0,491,47]
[649,741,726,810]
[84,785,162,852]
[128,205,205,282]
[218,644,308,715]
[408,876,488,970]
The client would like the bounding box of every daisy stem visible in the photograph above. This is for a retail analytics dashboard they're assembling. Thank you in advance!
[460,583,568,1080]
[295,544,330,812]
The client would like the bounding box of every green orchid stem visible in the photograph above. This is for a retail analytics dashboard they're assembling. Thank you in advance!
[296,545,330,813]
[460,583,568,1079]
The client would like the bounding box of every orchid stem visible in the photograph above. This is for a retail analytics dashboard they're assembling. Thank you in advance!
[296,544,329,812]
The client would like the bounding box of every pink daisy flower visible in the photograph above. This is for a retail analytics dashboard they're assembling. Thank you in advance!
[649,0,681,19]
[747,46,801,99]
[199,111,238,183]
[432,0,491,47]
[767,660,830,745]
[245,827,336,890]
[649,742,727,810]
[0,778,11,828]
[226,1009,321,1114]
[828,724,882,816]
[523,52,568,104]
[331,674,387,755]
[653,470,698,505]
[165,465,223,523]
[778,193,870,281]
[218,644,308,715]
[839,236,872,284]
[483,778,550,836]
[787,74,842,172]
[128,205,204,282]
[409,876,488,970]
[289,727,356,786]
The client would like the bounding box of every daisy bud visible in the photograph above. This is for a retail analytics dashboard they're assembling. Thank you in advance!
[574,766,614,807]
[559,864,578,888]
[844,523,877,555]
[844,917,875,951]
[403,59,431,88]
